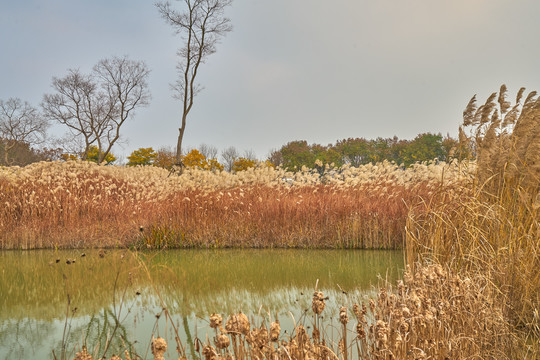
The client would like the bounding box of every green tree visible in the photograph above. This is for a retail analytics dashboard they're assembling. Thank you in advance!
[334,138,370,166]
[127,147,157,166]
[280,140,315,170]
[401,133,445,166]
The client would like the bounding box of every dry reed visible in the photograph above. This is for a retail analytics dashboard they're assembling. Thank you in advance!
[0,160,467,249]
[407,85,539,357]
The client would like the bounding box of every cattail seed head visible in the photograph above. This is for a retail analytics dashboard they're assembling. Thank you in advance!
[270,320,281,342]
[312,291,326,315]
[209,313,222,329]
[151,337,167,360]
[215,334,230,349]
[339,306,349,324]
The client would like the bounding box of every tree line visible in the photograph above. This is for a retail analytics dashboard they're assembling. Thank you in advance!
[123,132,459,172]
[271,133,458,170]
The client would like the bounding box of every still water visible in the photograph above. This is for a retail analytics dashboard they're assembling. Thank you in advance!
[0,249,404,359]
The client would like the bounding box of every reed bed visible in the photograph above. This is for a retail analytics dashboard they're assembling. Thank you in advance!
[0,160,468,249]
[406,86,540,356]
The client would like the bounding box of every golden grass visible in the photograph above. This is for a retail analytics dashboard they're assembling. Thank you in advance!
[0,159,468,249]
[406,86,540,356]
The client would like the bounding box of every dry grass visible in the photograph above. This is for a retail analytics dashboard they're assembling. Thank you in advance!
[406,86,540,356]
[0,160,467,249]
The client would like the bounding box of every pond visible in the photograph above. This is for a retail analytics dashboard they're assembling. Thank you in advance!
[0,249,404,359]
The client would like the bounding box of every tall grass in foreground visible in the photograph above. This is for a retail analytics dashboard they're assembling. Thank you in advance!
[0,160,466,249]
[407,86,539,354]
[72,264,515,360]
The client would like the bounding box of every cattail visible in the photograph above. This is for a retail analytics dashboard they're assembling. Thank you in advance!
[215,333,230,349]
[375,320,389,349]
[369,299,376,313]
[74,346,93,360]
[202,345,217,360]
[225,312,250,336]
[339,306,349,324]
[209,313,222,329]
[270,320,280,342]
[356,323,366,339]
[151,337,167,360]
[312,291,326,315]
[352,303,361,320]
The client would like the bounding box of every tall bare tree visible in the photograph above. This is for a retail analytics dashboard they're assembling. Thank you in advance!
[42,56,150,163]
[156,0,233,167]
[0,98,49,165]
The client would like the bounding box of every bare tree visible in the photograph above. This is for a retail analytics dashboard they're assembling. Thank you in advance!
[156,0,233,167]
[199,143,218,159]
[0,98,49,165]
[243,149,257,161]
[42,56,150,163]
[221,145,238,171]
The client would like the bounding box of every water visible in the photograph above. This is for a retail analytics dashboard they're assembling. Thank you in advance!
[0,249,404,359]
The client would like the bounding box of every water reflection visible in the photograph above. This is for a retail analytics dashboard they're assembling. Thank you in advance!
[0,249,403,359]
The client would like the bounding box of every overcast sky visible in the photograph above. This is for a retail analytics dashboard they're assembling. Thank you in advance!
[1,0,539,162]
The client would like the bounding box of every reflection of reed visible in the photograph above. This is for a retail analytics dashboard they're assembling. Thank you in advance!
[0,249,143,321]
[0,249,403,321]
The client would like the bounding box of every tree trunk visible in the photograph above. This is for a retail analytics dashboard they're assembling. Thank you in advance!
[176,127,184,165]
[3,143,8,166]
[175,112,188,169]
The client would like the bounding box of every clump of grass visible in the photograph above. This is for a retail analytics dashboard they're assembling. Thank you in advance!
[407,85,539,355]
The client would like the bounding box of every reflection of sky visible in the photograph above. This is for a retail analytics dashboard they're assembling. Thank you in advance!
[0,249,402,359]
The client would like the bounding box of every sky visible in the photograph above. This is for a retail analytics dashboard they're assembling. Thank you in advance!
[1,0,539,162]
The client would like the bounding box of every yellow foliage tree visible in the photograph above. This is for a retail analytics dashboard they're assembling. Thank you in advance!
[127,147,157,166]
[183,149,223,171]
[60,153,79,161]
[232,157,257,172]
[86,145,116,164]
